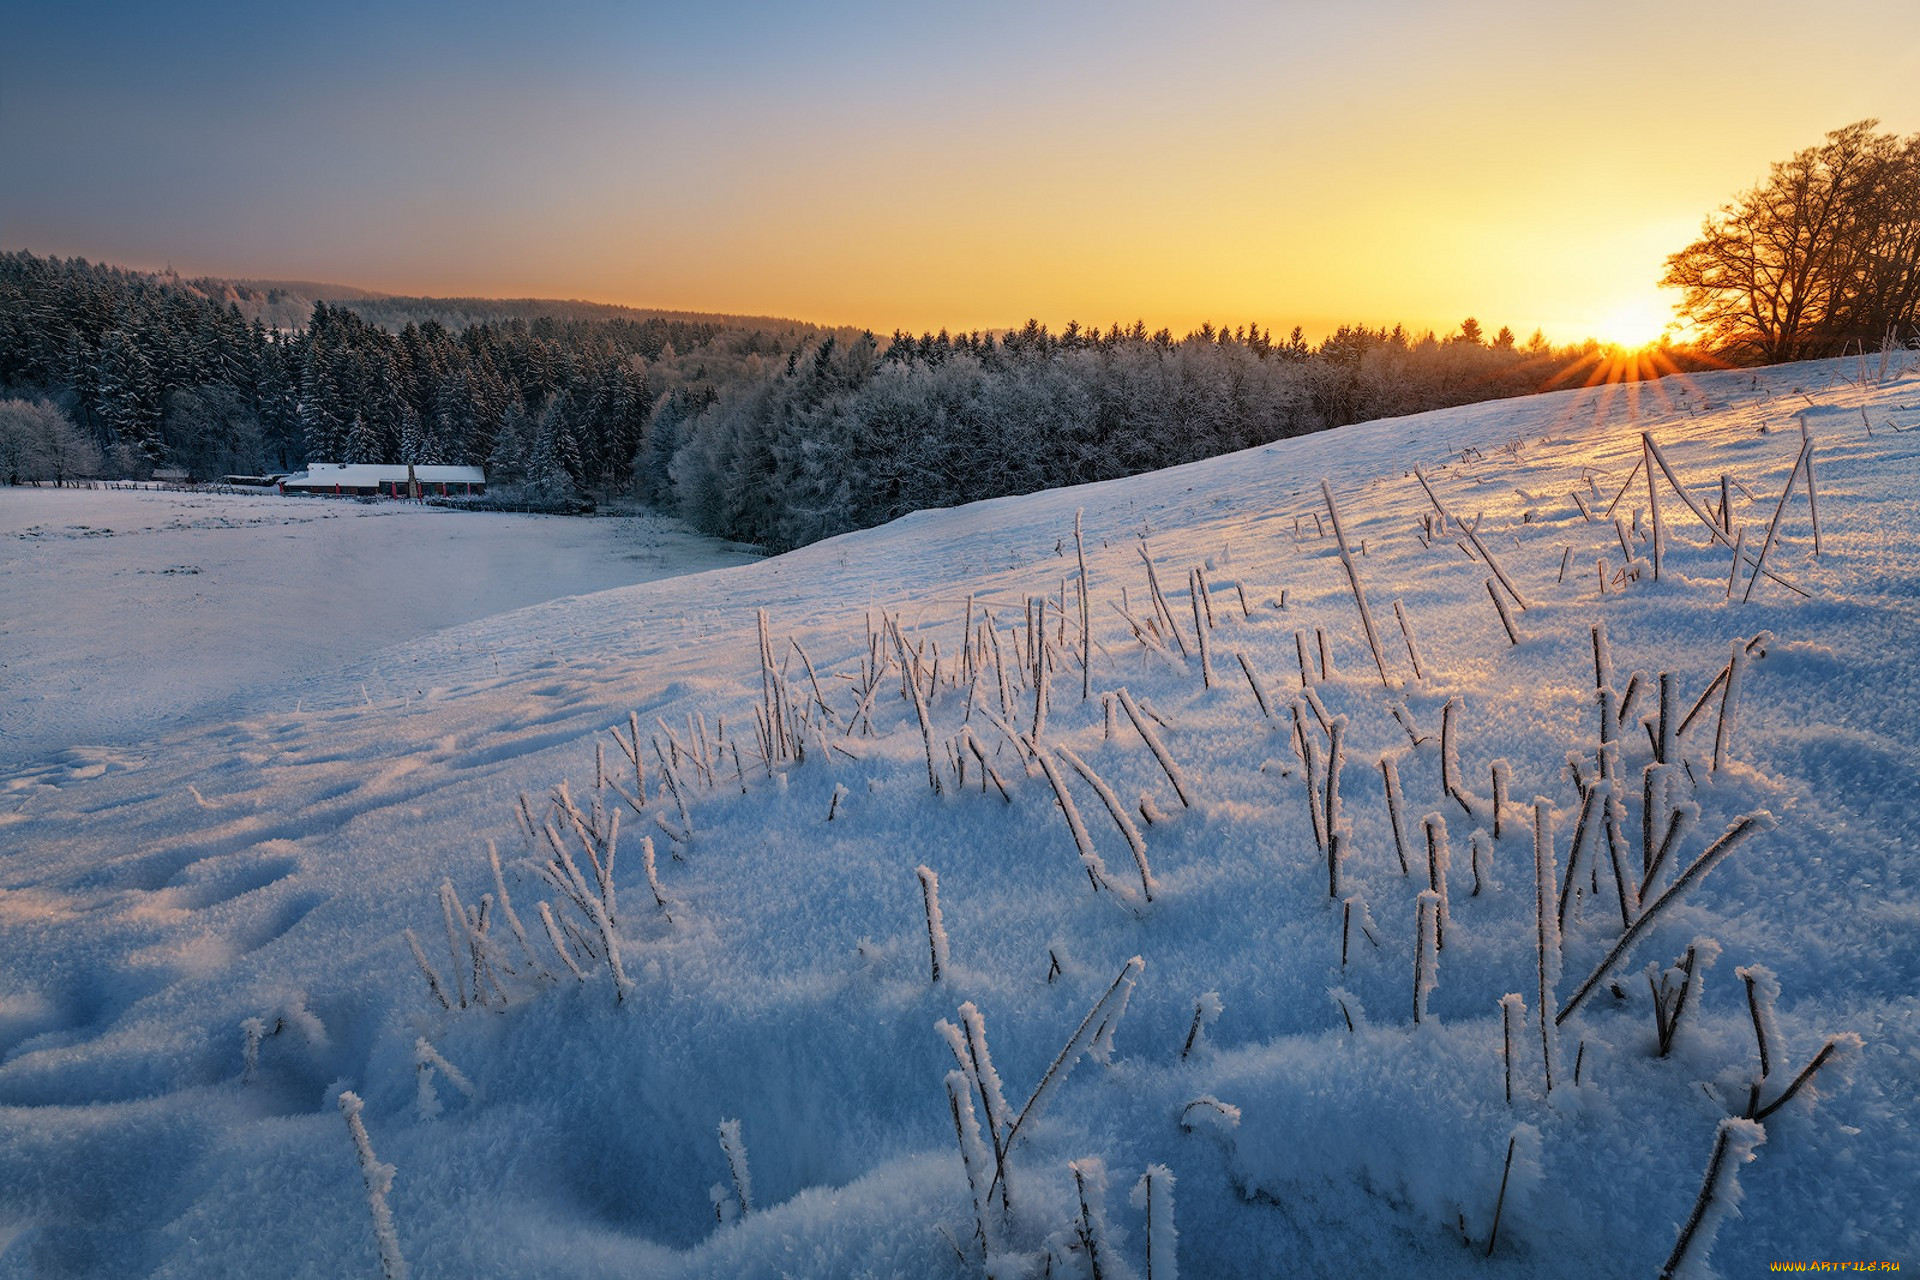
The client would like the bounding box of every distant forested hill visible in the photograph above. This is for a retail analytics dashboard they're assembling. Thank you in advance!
[1,248,1705,550]
[0,250,836,491]
[203,274,818,337]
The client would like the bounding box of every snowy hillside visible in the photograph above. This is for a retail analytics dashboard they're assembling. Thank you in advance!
[3,356,1916,1278]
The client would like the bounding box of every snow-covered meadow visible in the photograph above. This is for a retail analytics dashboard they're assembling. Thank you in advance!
[0,492,761,770]
[2,357,1916,1278]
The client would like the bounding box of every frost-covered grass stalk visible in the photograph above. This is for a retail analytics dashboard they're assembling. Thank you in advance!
[1302,685,1335,739]
[1320,477,1391,685]
[1635,771,1697,901]
[958,1004,1013,1189]
[536,902,588,981]
[917,864,950,984]
[1422,813,1451,949]
[638,834,668,914]
[1326,715,1348,899]
[1713,637,1745,774]
[1138,541,1188,657]
[1469,828,1492,897]
[1590,619,1615,690]
[530,806,630,1002]
[1233,650,1273,719]
[1737,963,1779,1089]
[1189,568,1215,689]
[338,1091,407,1280]
[1730,965,1857,1121]
[944,1070,996,1258]
[894,624,943,795]
[1484,1130,1522,1258]
[1645,431,1746,559]
[1658,1117,1766,1280]
[414,1036,478,1119]
[1486,578,1519,645]
[1034,745,1116,898]
[993,956,1145,1195]
[1639,757,1669,868]
[1181,991,1223,1060]
[404,928,453,1010]
[1341,893,1377,967]
[1030,598,1050,749]
[1742,439,1810,602]
[1414,465,1530,609]
[1532,799,1562,1092]
[1132,1164,1178,1280]
[1392,598,1426,681]
[1645,436,1665,580]
[756,608,789,763]
[1596,685,1638,928]
[1075,509,1092,701]
[608,711,648,811]
[555,782,617,924]
[1558,811,1775,1025]
[1070,1158,1112,1280]
[487,841,543,976]
[240,1016,266,1081]
[1379,755,1412,875]
[790,636,839,731]
[1616,670,1646,736]
[1440,697,1476,818]
[1489,759,1510,840]
[1557,777,1605,932]
[718,1118,753,1218]
[1116,687,1192,807]
[1296,705,1328,853]
[1413,890,1441,1024]
[651,737,694,841]
[960,727,1011,803]
[1678,661,1732,738]
[583,871,631,1003]
[1647,939,1718,1057]
[1057,744,1154,901]
[938,1002,1016,1218]
[1604,453,1644,521]
[1499,993,1526,1103]
[438,880,469,1008]
[1748,1034,1857,1122]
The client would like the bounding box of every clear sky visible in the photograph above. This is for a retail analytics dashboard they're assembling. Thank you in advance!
[4,1,1915,345]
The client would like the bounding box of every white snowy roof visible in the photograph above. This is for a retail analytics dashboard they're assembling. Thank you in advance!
[284,463,486,487]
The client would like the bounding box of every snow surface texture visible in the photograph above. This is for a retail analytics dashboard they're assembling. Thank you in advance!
[2,356,1917,1278]
[0,492,761,770]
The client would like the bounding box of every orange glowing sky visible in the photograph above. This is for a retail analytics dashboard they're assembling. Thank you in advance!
[4,2,1915,346]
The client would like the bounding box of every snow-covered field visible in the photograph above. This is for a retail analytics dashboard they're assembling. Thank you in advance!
[0,492,762,770]
[3,358,1916,1278]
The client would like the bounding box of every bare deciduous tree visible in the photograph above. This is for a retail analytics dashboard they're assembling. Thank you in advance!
[0,398,101,485]
[1664,121,1920,362]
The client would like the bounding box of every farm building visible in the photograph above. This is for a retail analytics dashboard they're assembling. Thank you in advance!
[279,463,485,498]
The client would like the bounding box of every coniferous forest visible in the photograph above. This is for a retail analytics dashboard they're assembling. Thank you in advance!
[1,248,1706,549]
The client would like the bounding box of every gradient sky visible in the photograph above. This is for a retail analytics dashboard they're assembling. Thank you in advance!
[4,1,1916,345]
